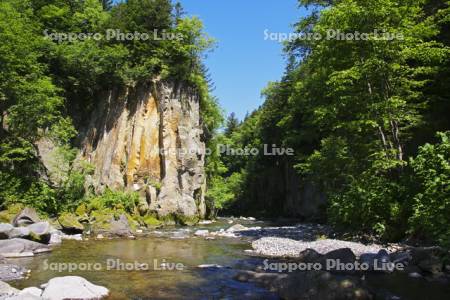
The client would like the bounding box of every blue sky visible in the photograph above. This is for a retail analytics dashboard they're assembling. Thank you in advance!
[180,0,305,120]
[113,0,306,120]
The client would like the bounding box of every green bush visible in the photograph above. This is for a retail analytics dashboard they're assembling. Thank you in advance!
[328,170,404,239]
[87,189,140,214]
[409,132,450,246]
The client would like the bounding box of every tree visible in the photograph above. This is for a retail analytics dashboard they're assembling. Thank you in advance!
[224,112,240,136]
[100,0,113,11]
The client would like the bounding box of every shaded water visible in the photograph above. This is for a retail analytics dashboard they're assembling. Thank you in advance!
[7,219,450,299]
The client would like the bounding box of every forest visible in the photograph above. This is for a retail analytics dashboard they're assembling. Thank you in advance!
[208,0,450,247]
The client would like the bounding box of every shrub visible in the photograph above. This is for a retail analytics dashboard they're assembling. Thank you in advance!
[409,132,450,246]
[87,189,140,214]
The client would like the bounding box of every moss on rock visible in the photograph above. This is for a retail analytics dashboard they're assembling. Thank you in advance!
[58,212,84,232]
[142,215,162,228]
[0,204,24,224]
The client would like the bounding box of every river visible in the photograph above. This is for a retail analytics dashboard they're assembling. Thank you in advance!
[8,218,450,299]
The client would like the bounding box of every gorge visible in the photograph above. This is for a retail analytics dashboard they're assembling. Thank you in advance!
[0,0,449,299]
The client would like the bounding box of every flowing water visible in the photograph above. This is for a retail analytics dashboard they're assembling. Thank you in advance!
[7,219,450,299]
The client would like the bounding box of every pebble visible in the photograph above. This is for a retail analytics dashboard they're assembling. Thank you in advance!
[408,272,423,278]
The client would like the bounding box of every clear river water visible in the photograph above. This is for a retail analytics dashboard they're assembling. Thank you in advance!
[8,219,450,300]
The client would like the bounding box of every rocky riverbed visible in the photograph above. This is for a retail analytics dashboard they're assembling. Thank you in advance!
[0,210,449,299]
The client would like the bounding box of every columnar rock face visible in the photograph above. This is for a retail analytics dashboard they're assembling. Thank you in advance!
[80,80,206,219]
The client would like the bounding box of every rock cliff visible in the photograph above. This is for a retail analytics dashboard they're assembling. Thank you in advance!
[79,80,206,221]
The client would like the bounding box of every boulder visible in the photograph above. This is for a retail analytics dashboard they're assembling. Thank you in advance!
[7,227,30,239]
[41,276,109,300]
[390,251,412,265]
[360,249,391,271]
[108,214,133,237]
[0,224,14,239]
[57,213,84,233]
[14,287,43,299]
[13,208,40,227]
[0,238,51,257]
[0,264,29,281]
[0,281,19,298]
[298,248,323,263]
[49,233,62,245]
[318,248,356,273]
[27,222,51,243]
[324,248,356,264]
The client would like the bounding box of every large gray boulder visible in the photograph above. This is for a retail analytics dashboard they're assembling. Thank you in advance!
[0,238,51,257]
[7,227,30,239]
[27,222,51,243]
[41,276,109,300]
[0,264,29,281]
[0,224,13,239]
[12,208,41,227]
[0,280,19,298]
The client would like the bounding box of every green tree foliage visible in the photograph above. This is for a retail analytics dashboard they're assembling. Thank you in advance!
[219,0,450,245]
[409,132,450,246]
[225,112,240,136]
[0,0,221,216]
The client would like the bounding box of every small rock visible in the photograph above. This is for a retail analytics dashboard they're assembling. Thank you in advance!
[227,220,233,224]
[96,234,104,240]
[49,233,62,245]
[61,234,82,241]
[408,272,423,278]
[197,264,225,269]
[226,224,248,232]
[108,214,133,237]
[194,230,209,237]
[198,220,213,225]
